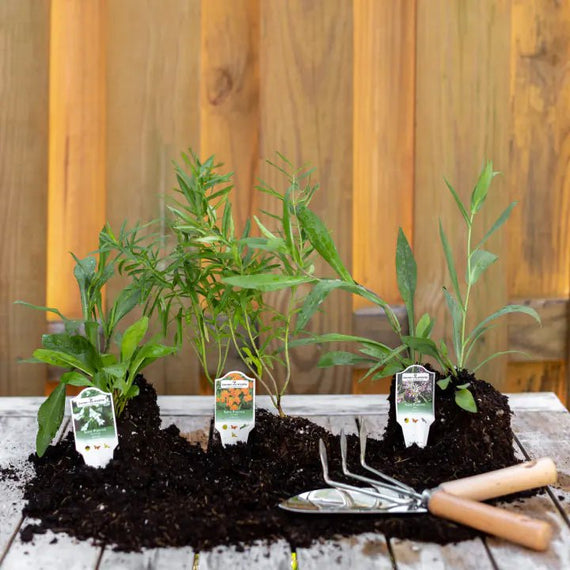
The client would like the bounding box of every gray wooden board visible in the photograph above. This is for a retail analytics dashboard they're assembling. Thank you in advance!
[197,539,291,570]
[296,532,392,569]
[390,539,493,570]
[0,417,36,559]
[98,546,195,570]
[511,410,570,520]
[0,392,565,417]
[1,421,103,570]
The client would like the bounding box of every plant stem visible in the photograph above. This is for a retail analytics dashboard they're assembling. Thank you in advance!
[458,214,475,368]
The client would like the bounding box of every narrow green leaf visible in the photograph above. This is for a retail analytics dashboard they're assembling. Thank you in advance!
[444,177,470,225]
[296,204,352,281]
[296,279,342,332]
[476,201,517,249]
[381,360,405,377]
[472,350,532,373]
[471,161,498,214]
[415,313,434,339]
[455,388,478,413]
[290,333,393,350]
[36,382,67,457]
[396,228,416,335]
[469,305,541,345]
[223,274,314,292]
[439,221,462,303]
[253,215,278,240]
[443,288,463,361]
[318,351,374,368]
[121,316,149,362]
[468,249,498,285]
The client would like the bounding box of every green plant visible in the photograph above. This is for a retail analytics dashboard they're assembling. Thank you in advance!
[100,152,375,416]
[17,241,176,457]
[294,162,541,412]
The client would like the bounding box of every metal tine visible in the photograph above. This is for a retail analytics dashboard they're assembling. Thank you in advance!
[358,418,417,494]
[340,429,422,502]
[318,439,412,507]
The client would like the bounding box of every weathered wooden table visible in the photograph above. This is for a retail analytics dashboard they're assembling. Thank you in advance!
[0,393,569,569]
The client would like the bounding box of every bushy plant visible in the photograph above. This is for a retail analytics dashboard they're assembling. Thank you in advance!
[100,152,371,416]
[294,162,541,412]
[18,240,176,456]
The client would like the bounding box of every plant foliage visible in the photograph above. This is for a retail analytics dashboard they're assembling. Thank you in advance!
[295,162,541,412]
[17,241,176,456]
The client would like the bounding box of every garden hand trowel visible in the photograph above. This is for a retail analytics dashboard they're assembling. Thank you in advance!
[279,425,557,551]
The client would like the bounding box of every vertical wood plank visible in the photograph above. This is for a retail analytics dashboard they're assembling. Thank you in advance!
[0,1,49,396]
[508,0,570,402]
[414,0,511,386]
[353,0,415,308]
[259,0,353,394]
[106,0,202,394]
[47,0,106,320]
[200,0,259,233]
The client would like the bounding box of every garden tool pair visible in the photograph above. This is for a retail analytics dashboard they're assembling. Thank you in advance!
[280,421,558,551]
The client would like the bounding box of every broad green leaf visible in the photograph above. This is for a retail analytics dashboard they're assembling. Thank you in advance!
[444,177,470,225]
[358,344,393,359]
[401,336,442,362]
[396,228,416,335]
[36,382,67,457]
[439,221,462,303]
[318,351,373,368]
[415,313,434,338]
[468,249,498,285]
[471,161,497,214]
[102,363,129,378]
[443,288,463,362]
[296,205,352,281]
[476,201,517,249]
[380,360,405,377]
[41,333,101,372]
[469,305,541,345]
[108,286,141,332]
[437,376,451,390]
[72,255,97,318]
[121,316,149,362]
[84,321,99,349]
[34,343,98,376]
[223,274,314,292]
[455,387,478,413]
[128,342,177,379]
[60,371,92,387]
[456,382,470,389]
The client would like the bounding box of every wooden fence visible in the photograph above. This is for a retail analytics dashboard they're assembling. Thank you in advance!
[1,0,568,405]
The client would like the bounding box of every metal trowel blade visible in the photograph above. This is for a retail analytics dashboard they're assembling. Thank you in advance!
[279,488,426,515]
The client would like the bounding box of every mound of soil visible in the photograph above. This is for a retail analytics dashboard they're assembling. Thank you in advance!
[18,373,530,552]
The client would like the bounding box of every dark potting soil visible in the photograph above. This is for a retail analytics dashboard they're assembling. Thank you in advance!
[18,371,534,552]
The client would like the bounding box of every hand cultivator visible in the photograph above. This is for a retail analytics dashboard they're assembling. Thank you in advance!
[280,421,557,551]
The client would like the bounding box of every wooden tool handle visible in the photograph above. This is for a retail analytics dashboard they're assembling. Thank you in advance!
[428,490,552,551]
[440,458,557,501]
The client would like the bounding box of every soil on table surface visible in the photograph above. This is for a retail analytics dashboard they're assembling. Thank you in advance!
[17,370,534,552]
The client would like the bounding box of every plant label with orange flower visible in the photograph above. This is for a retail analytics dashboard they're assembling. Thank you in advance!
[214,371,256,446]
[70,387,119,468]
[395,364,435,448]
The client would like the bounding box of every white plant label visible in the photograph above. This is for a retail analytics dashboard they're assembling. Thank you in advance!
[70,387,119,468]
[395,364,435,448]
[214,371,255,447]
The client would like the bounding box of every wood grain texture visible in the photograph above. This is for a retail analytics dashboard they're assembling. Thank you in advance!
[259,0,353,394]
[414,0,511,387]
[508,0,570,299]
[47,0,106,320]
[200,0,259,234]
[0,1,49,396]
[353,0,415,308]
[105,0,202,394]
